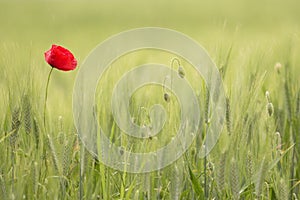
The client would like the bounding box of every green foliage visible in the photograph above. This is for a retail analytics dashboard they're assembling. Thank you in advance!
[0,0,300,199]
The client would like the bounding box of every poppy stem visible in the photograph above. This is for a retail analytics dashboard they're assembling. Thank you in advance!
[43,67,54,128]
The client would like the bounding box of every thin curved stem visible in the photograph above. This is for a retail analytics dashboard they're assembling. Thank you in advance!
[43,67,54,127]
[170,58,181,91]
[162,76,169,93]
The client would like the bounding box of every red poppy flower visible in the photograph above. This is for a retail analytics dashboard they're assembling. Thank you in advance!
[44,44,77,71]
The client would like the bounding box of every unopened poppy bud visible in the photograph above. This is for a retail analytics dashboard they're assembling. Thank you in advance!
[178,66,185,78]
[164,93,170,102]
[119,147,124,155]
[274,132,282,151]
[274,62,282,74]
[267,102,274,117]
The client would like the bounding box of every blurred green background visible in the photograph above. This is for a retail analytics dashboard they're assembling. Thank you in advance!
[1,0,299,114]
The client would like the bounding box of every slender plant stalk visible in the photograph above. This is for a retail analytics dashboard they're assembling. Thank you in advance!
[43,67,54,127]
[170,58,180,91]
[204,145,208,198]
[0,172,7,200]
[10,107,20,198]
[79,141,84,200]
[204,87,210,199]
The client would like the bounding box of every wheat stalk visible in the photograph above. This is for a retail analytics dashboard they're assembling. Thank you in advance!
[10,106,21,148]
[284,81,292,120]
[60,139,71,200]
[246,151,253,183]
[204,88,210,124]
[169,162,183,200]
[296,89,300,116]
[216,152,226,194]
[31,162,39,199]
[226,97,232,135]
[10,106,21,197]
[0,171,7,200]
[62,140,71,178]
[33,117,40,149]
[279,178,289,200]
[230,158,239,200]
[47,134,61,174]
[255,157,268,199]
[22,94,32,134]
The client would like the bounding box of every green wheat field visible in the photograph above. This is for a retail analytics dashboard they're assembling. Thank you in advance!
[0,0,300,199]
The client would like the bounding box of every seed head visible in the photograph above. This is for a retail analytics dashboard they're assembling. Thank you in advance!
[178,66,185,78]
[274,132,282,152]
[164,93,170,102]
[267,102,274,117]
[274,62,282,74]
